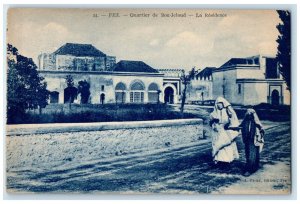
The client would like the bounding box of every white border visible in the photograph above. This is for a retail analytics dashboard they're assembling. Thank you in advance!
[1,0,299,203]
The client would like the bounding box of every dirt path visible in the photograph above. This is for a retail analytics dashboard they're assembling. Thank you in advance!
[6,122,290,194]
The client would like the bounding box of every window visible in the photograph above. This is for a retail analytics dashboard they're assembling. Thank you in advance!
[101,85,105,92]
[84,63,88,71]
[115,82,126,90]
[238,84,241,94]
[130,92,144,103]
[148,83,159,103]
[130,81,145,103]
[115,82,126,103]
[131,82,144,90]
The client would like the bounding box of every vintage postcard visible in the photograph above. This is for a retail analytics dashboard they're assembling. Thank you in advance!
[5,8,291,195]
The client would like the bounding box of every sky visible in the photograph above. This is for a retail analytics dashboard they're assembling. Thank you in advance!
[7,8,281,71]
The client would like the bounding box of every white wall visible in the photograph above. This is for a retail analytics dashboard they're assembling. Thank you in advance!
[283,83,291,105]
[187,80,213,101]
[212,69,241,104]
[212,57,290,106]
[212,71,224,100]
[238,82,290,106]
[236,67,265,79]
[40,71,164,104]
[243,83,268,105]
[89,75,115,104]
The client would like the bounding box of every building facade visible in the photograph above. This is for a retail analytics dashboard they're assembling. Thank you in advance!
[38,43,164,104]
[157,69,183,104]
[186,67,215,102]
[212,55,290,106]
[38,43,116,71]
[41,70,164,105]
[37,43,290,106]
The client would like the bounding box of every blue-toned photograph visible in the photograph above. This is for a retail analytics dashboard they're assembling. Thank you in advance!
[5,8,291,194]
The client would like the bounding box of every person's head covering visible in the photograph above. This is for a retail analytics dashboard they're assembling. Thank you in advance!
[211,97,232,120]
[210,97,239,127]
[215,96,231,108]
[245,108,263,128]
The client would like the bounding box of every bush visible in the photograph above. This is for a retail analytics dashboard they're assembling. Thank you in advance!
[8,104,198,124]
[234,103,290,122]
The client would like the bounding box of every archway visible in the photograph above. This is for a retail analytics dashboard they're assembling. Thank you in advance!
[271,89,280,106]
[100,93,105,104]
[64,87,78,103]
[164,86,174,104]
[49,91,59,103]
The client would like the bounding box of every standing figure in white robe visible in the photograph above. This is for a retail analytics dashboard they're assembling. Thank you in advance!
[210,97,240,164]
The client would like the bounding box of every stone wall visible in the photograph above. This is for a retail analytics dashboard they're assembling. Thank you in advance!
[6,119,204,170]
[187,79,213,102]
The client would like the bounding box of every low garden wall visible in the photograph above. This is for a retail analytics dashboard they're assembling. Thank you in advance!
[6,119,203,170]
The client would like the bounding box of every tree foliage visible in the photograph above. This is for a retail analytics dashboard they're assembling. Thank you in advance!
[180,67,195,115]
[64,75,78,103]
[78,80,91,104]
[276,10,291,90]
[7,44,49,123]
[65,75,74,87]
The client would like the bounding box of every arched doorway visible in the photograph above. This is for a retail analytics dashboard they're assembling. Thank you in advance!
[49,91,59,103]
[271,89,280,105]
[164,87,174,104]
[100,93,105,104]
[64,87,78,103]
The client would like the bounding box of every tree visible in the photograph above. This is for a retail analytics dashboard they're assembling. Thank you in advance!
[7,44,50,123]
[189,67,196,80]
[180,67,196,116]
[65,75,74,87]
[77,80,91,104]
[64,75,78,103]
[276,10,291,90]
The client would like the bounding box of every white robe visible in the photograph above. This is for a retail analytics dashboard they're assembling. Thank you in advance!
[210,97,239,163]
[211,123,239,163]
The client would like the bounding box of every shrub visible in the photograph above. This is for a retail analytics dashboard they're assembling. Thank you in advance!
[9,104,198,124]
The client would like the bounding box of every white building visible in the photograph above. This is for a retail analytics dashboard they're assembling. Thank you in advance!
[157,69,183,104]
[212,55,290,106]
[38,43,165,104]
[41,67,164,105]
[187,67,215,102]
